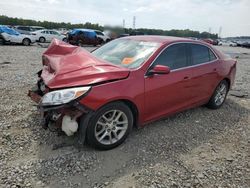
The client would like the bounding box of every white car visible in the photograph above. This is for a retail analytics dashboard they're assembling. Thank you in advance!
[31,29,67,43]
[0,25,35,45]
[218,41,237,47]
[94,30,110,43]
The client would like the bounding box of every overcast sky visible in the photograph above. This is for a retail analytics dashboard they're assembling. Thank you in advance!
[0,0,250,37]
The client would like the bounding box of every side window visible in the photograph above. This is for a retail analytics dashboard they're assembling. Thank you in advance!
[18,27,26,30]
[50,31,59,35]
[153,44,188,70]
[41,31,46,34]
[190,44,211,65]
[95,31,100,35]
[209,49,217,61]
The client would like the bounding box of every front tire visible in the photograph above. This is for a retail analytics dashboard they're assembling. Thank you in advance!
[86,102,133,150]
[206,80,229,109]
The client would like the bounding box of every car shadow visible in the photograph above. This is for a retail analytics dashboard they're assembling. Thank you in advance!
[30,98,249,187]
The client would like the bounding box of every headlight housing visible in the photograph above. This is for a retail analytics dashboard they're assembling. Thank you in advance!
[40,86,91,106]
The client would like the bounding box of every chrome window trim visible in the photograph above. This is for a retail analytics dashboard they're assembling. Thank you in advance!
[145,41,219,76]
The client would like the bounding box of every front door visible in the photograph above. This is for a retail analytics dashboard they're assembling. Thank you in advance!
[144,43,194,122]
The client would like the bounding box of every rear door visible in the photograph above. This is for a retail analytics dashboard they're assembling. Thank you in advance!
[144,43,194,122]
[187,43,219,103]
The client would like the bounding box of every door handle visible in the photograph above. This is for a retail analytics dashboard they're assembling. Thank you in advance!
[183,76,189,80]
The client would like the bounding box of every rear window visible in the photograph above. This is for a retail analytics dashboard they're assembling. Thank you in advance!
[190,44,217,65]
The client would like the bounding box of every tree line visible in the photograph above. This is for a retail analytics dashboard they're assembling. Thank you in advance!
[0,15,218,39]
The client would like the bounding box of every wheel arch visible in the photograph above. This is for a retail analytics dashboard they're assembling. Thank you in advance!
[39,36,46,41]
[22,38,31,45]
[224,77,231,89]
[23,37,31,42]
[97,99,139,128]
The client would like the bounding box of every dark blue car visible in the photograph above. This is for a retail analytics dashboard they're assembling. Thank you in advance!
[67,29,99,46]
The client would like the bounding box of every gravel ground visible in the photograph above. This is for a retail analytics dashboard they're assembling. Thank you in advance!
[0,44,249,188]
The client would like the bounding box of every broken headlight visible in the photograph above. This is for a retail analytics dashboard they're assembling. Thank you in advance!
[40,86,91,106]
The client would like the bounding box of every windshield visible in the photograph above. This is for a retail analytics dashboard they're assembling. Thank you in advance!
[0,26,20,35]
[92,38,160,68]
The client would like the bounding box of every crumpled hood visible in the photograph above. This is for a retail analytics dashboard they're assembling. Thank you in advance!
[41,39,130,89]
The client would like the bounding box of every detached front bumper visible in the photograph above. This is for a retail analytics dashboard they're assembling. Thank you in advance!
[28,90,92,137]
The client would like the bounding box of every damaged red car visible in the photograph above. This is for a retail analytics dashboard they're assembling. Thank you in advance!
[29,36,236,150]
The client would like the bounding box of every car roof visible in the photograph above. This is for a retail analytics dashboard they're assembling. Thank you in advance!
[73,28,95,32]
[122,35,200,45]
[36,29,55,32]
[30,26,44,28]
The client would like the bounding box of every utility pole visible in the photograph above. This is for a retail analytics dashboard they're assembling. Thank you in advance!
[122,19,125,28]
[133,16,136,30]
[219,26,222,38]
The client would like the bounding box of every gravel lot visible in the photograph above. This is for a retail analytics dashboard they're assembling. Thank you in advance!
[0,44,249,188]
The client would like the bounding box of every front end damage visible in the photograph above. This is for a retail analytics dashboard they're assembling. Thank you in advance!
[28,39,130,143]
[28,78,92,142]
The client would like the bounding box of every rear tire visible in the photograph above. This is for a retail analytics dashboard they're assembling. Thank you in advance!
[86,102,133,150]
[39,37,46,43]
[22,38,31,46]
[206,80,229,109]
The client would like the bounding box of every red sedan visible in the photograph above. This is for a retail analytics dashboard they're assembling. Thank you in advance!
[29,36,236,150]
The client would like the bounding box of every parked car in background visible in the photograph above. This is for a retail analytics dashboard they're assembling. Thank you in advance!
[118,33,130,38]
[129,31,145,36]
[218,40,237,47]
[242,42,250,48]
[14,26,34,35]
[30,26,45,31]
[202,39,218,45]
[94,30,110,44]
[57,28,70,35]
[235,40,245,47]
[28,36,236,150]
[67,29,99,46]
[0,25,35,45]
[202,39,213,45]
[31,29,67,43]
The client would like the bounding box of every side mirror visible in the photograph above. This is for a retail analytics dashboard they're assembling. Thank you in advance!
[148,65,170,76]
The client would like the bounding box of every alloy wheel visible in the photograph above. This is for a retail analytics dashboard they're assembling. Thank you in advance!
[94,110,128,145]
[214,82,227,106]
